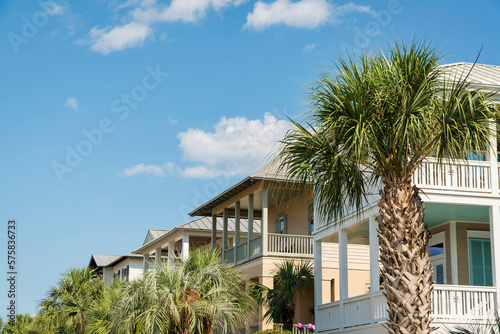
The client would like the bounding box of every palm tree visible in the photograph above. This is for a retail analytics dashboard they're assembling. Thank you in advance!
[36,267,105,333]
[277,40,499,334]
[88,279,123,334]
[109,248,256,333]
[1,314,36,334]
[252,261,313,331]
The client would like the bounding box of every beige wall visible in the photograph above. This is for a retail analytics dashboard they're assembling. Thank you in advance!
[268,192,312,235]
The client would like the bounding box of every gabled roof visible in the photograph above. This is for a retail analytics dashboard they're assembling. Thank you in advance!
[132,216,261,254]
[438,62,500,89]
[188,159,294,217]
[143,229,169,245]
[88,253,143,270]
[89,254,120,269]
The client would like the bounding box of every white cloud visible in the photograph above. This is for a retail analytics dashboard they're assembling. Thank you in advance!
[244,0,375,31]
[86,22,152,55]
[118,162,174,177]
[302,43,316,53]
[177,112,291,178]
[65,97,79,110]
[41,1,68,16]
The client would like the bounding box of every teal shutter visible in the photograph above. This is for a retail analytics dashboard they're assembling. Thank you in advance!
[469,238,492,286]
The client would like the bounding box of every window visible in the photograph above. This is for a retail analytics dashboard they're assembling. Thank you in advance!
[467,151,486,161]
[430,232,446,284]
[275,213,287,234]
[308,202,314,236]
[469,238,492,286]
[330,279,335,302]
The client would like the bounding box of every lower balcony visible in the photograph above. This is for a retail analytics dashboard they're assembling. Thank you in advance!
[223,233,314,265]
[316,284,497,333]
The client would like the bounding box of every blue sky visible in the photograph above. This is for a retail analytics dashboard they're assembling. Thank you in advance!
[0,0,498,317]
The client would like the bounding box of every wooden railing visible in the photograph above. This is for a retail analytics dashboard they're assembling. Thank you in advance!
[317,285,497,332]
[267,233,314,257]
[413,159,491,192]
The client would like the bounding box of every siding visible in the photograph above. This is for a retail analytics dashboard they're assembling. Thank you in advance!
[322,242,370,270]
[268,193,312,235]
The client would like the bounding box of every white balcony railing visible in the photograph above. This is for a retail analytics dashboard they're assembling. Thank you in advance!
[317,285,496,332]
[267,233,314,257]
[413,159,491,192]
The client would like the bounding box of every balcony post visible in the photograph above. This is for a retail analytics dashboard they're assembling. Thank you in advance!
[489,122,499,195]
[449,221,459,285]
[181,234,189,260]
[222,208,228,260]
[168,240,175,264]
[247,194,254,261]
[235,201,240,264]
[489,205,500,306]
[211,214,217,250]
[262,187,269,256]
[314,239,323,316]
[339,228,348,329]
[369,216,379,323]
[143,253,150,271]
[155,246,162,267]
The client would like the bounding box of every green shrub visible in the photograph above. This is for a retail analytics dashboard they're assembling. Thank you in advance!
[255,326,292,334]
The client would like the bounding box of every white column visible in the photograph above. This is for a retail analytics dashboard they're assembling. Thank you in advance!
[369,216,380,293]
[168,240,175,264]
[223,208,228,259]
[155,247,162,267]
[489,205,500,307]
[235,201,241,264]
[489,122,499,195]
[369,216,379,324]
[449,221,459,285]
[211,214,217,250]
[314,239,323,314]
[262,186,269,255]
[339,228,348,329]
[247,194,254,260]
[182,234,189,260]
[143,253,150,271]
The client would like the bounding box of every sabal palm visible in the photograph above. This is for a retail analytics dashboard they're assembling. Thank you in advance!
[109,248,256,334]
[1,314,36,334]
[277,40,499,334]
[252,261,313,331]
[37,267,104,334]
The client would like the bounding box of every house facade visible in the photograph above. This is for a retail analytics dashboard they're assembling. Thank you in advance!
[89,253,144,284]
[314,63,500,334]
[189,163,372,333]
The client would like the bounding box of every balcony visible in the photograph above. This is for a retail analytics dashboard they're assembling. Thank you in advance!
[316,285,497,332]
[223,233,314,265]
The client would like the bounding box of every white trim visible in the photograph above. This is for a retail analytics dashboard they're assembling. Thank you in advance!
[449,222,459,285]
[430,231,447,284]
[467,230,491,239]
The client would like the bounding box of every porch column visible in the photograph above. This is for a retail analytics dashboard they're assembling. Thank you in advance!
[235,201,241,264]
[489,205,500,306]
[262,186,269,255]
[449,221,459,285]
[182,234,189,260]
[247,194,254,261]
[369,216,379,323]
[211,214,217,250]
[222,208,228,260]
[143,253,150,271]
[168,240,175,264]
[155,246,162,267]
[339,228,348,329]
[489,122,499,195]
[259,276,274,331]
[314,239,323,312]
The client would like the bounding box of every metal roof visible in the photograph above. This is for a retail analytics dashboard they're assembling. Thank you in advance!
[89,254,120,268]
[438,62,500,89]
[143,229,169,245]
[132,216,261,254]
[188,159,294,217]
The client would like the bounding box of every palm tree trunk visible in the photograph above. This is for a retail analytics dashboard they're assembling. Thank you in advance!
[377,178,435,334]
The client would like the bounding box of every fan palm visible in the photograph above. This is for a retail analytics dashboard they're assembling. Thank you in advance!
[1,314,36,334]
[108,248,256,333]
[252,261,313,331]
[36,267,105,334]
[277,39,499,334]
